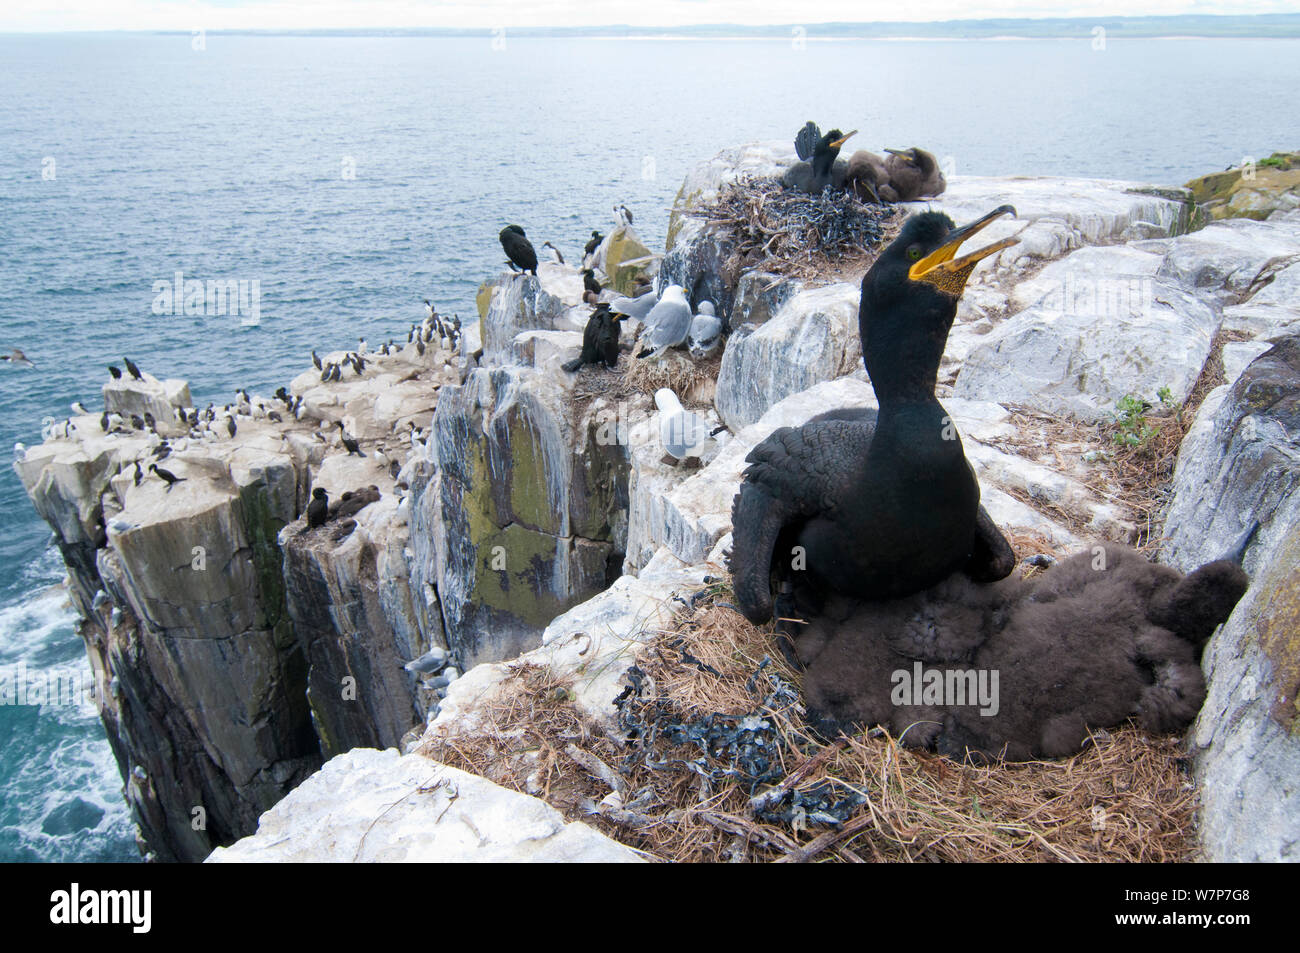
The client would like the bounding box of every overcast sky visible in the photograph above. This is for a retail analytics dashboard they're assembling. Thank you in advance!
[5,0,1300,33]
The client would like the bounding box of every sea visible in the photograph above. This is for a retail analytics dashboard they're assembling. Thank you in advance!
[1,31,1297,862]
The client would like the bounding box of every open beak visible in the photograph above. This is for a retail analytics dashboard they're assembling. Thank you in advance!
[884,148,908,158]
[830,130,858,149]
[908,204,1019,295]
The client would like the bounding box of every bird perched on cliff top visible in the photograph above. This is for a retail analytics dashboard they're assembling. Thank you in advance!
[782,121,857,194]
[844,150,899,204]
[306,487,329,528]
[582,268,602,297]
[798,528,1254,761]
[499,225,538,276]
[108,365,122,380]
[150,464,185,490]
[638,285,694,360]
[583,231,604,269]
[883,147,946,201]
[728,205,1020,626]
[655,389,709,463]
[336,422,365,457]
[1,349,35,368]
[123,357,143,380]
[614,204,633,226]
[563,303,627,373]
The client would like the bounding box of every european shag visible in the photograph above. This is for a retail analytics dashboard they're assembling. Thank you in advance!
[782,122,857,194]
[582,268,602,297]
[307,487,329,528]
[499,225,538,275]
[562,303,626,373]
[108,365,122,380]
[150,464,185,490]
[798,530,1254,761]
[584,231,603,257]
[728,205,1020,625]
[883,147,946,201]
[124,357,143,380]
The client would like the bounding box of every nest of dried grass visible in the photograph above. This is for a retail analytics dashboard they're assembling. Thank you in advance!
[681,176,902,281]
[420,582,1198,863]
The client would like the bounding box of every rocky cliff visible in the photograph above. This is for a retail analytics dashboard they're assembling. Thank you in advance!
[18,142,1300,863]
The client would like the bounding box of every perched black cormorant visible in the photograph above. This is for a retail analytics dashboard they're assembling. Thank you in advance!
[562,303,626,373]
[582,268,602,297]
[123,357,143,380]
[312,350,322,371]
[108,365,122,380]
[782,122,857,194]
[499,225,538,275]
[150,464,185,490]
[883,147,946,201]
[307,487,329,528]
[729,206,1020,625]
[584,231,603,257]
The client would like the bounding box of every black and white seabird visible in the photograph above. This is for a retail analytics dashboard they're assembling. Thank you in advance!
[638,285,694,360]
[107,365,122,380]
[614,204,633,226]
[1,349,36,368]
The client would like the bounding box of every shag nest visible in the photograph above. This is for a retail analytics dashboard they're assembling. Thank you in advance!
[680,176,902,280]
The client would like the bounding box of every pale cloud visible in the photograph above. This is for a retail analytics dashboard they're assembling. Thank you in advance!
[4,0,1300,32]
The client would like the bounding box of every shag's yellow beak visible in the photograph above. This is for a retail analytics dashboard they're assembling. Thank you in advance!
[830,130,858,149]
[908,204,1019,295]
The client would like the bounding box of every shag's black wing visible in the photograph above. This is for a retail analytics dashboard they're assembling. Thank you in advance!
[795,121,821,162]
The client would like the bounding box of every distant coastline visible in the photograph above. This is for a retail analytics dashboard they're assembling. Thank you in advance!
[128,14,1300,41]
[5,13,1300,39]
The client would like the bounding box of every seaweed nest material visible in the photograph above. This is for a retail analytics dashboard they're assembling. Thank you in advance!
[420,583,1199,863]
[680,176,902,280]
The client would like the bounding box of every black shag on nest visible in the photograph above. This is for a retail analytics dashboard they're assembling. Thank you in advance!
[782,121,857,194]
[728,205,1020,626]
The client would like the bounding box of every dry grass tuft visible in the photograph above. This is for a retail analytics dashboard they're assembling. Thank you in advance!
[419,586,1199,863]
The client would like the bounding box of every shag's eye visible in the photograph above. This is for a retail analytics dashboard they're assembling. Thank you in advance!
[907,245,923,262]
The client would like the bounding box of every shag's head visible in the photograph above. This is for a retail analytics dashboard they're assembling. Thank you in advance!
[313,487,327,500]
[502,224,526,238]
[860,205,1017,399]
[894,204,1017,298]
[818,128,857,156]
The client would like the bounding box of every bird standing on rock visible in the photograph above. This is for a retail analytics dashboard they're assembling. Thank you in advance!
[582,268,602,297]
[307,487,329,528]
[123,357,143,380]
[499,225,538,275]
[562,303,626,373]
[729,205,1020,626]
[150,464,185,490]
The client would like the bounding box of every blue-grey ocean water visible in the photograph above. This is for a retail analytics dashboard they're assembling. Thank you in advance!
[1,32,1297,862]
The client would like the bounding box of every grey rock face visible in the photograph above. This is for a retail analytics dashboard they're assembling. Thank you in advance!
[1160,336,1300,861]
[425,365,628,667]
